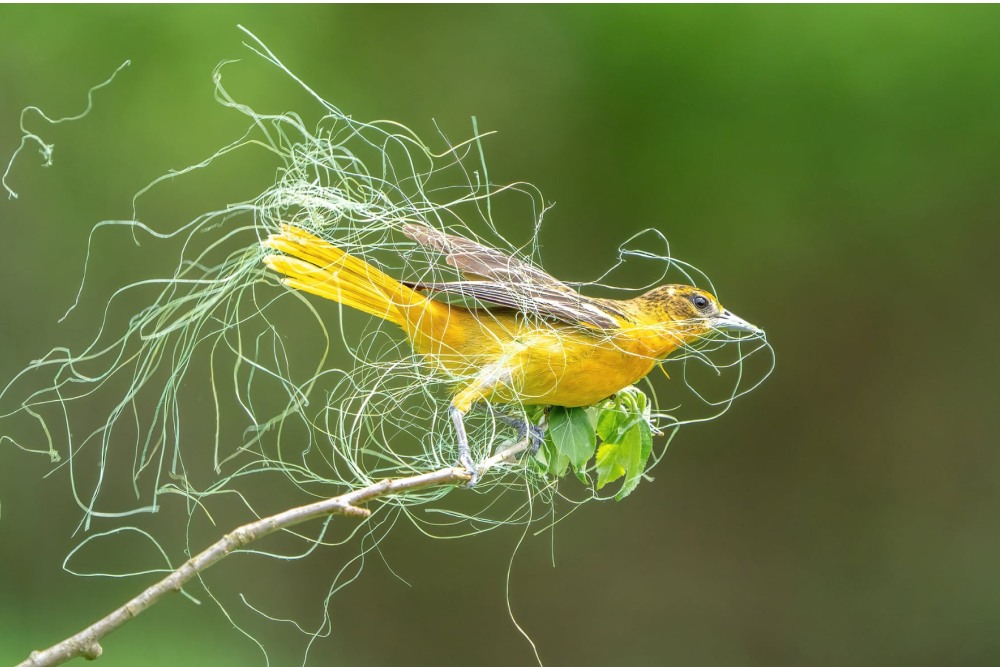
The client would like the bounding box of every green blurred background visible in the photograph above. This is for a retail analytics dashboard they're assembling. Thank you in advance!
[2,5,999,666]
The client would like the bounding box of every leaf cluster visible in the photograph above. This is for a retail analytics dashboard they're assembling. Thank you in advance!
[533,387,655,501]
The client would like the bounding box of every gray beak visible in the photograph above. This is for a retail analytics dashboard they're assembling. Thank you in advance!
[711,309,763,335]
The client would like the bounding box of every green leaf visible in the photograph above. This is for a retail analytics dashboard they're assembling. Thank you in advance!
[594,389,655,499]
[533,439,550,469]
[546,406,597,476]
[541,441,570,477]
[595,442,628,489]
[616,420,653,501]
[597,405,630,443]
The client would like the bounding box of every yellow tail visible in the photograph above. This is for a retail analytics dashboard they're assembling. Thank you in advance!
[262,224,423,328]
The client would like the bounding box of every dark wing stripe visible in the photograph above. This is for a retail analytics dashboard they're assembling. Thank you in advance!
[402,224,633,330]
[404,280,624,330]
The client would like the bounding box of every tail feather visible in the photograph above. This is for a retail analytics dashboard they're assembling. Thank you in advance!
[262,224,421,328]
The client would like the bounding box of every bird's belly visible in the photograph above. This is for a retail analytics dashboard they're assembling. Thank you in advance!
[493,334,658,408]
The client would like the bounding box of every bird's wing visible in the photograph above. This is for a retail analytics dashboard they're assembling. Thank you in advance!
[402,223,565,288]
[402,224,631,329]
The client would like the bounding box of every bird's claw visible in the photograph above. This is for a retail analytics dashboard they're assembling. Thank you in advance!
[458,452,479,488]
[509,419,545,457]
[528,424,545,456]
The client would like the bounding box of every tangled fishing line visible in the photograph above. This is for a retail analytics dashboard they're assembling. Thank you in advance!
[1,27,773,665]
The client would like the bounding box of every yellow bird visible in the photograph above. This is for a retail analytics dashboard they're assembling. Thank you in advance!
[263,223,760,483]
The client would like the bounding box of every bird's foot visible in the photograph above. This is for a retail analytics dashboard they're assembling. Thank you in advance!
[523,423,546,456]
[495,413,546,456]
[457,451,479,488]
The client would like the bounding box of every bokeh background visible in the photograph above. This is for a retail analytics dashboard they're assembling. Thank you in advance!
[2,6,1000,666]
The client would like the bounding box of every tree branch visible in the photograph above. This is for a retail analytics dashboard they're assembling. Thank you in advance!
[17,463,495,667]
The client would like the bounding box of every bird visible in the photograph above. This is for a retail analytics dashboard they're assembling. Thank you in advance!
[261,223,761,484]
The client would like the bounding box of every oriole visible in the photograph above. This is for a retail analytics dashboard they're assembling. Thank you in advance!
[262,223,760,484]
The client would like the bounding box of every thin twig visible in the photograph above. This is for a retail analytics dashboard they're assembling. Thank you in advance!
[16,465,480,667]
[481,436,532,470]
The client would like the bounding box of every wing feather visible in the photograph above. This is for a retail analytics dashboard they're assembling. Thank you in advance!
[402,224,568,289]
[402,224,631,329]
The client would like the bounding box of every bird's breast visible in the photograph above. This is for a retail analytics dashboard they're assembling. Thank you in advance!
[499,328,661,407]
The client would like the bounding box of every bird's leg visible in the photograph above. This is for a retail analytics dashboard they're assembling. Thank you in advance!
[450,377,497,487]
[448,405,477,487]
[450,366,517,486]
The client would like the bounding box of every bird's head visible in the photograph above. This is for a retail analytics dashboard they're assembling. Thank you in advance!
[629,284,762,344]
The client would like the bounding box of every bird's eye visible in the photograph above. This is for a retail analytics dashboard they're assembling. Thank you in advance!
[693,295,710,310]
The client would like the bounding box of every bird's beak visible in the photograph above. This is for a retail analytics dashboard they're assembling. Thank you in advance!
[711,309,763,335]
